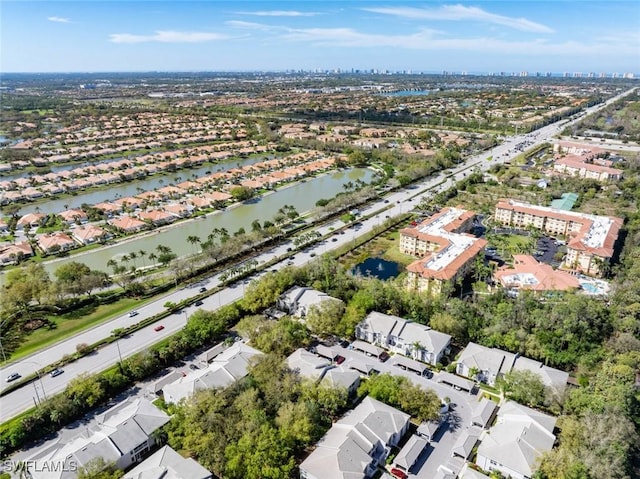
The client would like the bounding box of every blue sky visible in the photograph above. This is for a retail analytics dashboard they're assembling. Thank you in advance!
[2,1,639,73]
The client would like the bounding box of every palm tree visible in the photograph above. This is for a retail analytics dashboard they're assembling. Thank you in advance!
[128,251,138,268]
[138,250,147,268]
[187,235,201,255]
[148,252,158,266]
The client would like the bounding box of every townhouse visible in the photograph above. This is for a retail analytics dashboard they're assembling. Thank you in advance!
[299,397,410,479]
[355,311,451,366]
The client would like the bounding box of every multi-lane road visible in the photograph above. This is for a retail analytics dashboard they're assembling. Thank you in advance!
[0,86,635,422]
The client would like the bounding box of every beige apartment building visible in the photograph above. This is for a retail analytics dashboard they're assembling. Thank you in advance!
[401,207,486,295]
[494,199,622,276]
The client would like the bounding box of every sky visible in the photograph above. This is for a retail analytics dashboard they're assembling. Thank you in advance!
[1,1,639,73]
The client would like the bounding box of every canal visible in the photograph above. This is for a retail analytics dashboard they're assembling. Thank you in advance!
[39,168,376,276]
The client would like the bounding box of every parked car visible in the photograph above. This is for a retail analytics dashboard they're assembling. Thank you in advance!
[189,364,199,371]
[50,368,64,378]
[154,325,165,332]
[335,355,346,365]
[5,373,20,382]
[390,468,408,479]
[378,351,390,362]
[128,311,139,318]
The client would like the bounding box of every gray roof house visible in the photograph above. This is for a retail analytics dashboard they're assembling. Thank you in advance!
[451,426,482,459]
[299,397,410,479]
[123,445,212,479]
[277,286,343,319]
[456,342,517,386]
[475,401,557,479]
[287,349,360,396]
[470,397,498,429]
[394,435,428,473]
[288,348,333,380]
[163,342,263,404]
[457,342,569,392]
[22,398,170,478]
[511,356,569,394]
[355,311,451,366]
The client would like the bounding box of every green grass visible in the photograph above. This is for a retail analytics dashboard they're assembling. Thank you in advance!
[7,297,142,362]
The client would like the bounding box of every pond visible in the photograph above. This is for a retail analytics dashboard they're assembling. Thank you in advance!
[351,257,401,280]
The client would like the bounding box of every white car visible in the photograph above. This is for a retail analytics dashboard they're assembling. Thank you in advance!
[128,311,139,318]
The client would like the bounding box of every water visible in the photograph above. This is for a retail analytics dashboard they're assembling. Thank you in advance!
[351,257,401,280]
[11,155,275,216]
[384,90,431,97]
[35,168,376,276]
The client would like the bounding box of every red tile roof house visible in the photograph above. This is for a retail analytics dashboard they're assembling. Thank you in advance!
[163,203,194,218]
[73,224,110,245]
[109,216,148,234]
[58,209,89,225]
[17,213,46,230]
[0,241,34,265]
[94,202,122,217]
[138,210,178,226]
[494,255,581,293]
[38,232,77,254]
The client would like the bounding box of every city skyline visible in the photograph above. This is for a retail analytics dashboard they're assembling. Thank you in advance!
[1,1,639,73]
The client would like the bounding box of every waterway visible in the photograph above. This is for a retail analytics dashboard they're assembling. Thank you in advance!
[12,154,275,216]
[37,168,375,276]
[384,90,431,97]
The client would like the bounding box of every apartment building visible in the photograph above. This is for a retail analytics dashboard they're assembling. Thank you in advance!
[494,199,622,276]
[401,207,487,295]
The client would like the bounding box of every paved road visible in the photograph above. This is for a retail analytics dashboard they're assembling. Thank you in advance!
[0,86,635,422]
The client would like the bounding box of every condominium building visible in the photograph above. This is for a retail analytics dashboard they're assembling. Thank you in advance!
[400,207,487,295]
[494,199,622,276]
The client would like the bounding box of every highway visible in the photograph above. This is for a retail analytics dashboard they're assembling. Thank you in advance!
[0,86,635,422]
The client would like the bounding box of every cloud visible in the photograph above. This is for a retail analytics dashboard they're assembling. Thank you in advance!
[236,10,318,17]
[228,21,637,57]
[109,30,228,44]
[363,4,553,33]
[47,16,71,23]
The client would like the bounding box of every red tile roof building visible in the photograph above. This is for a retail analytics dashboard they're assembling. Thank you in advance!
[401,207,487,295]
[494,255,581,292]
[494,199,622,276]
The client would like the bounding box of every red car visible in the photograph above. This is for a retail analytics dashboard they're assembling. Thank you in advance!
[335,355,346,365]
[154,325,165,332]
[390,468,408,479]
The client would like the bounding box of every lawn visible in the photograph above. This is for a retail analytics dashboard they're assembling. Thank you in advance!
[9,297,142,361]
[340,228,416,270]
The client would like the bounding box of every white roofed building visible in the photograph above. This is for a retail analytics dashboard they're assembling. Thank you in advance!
[163,343,262,404]
[476,401,557,479]
[299,397,410,479]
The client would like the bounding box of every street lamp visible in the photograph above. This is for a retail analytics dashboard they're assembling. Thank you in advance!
[23,361,47,403]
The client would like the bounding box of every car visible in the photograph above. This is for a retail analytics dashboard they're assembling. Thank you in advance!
[199,287,207,293]
[378,351,390,362]
[331,237,338,242]
[335,355,346,365]
[189,364,199,371]
[50,368,64,378]
[5,373,20,383]
[384,199,390,203]
[154,325,165,332]
[390,468,408,479]
[194,300,204,306]
[128,311,139,318]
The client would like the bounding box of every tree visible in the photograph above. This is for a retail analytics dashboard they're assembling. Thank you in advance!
[500,369,548,408]
[229,185,255,201]
[305,299,346,337]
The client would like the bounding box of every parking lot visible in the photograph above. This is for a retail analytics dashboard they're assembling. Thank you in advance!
[325,343,483,479]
